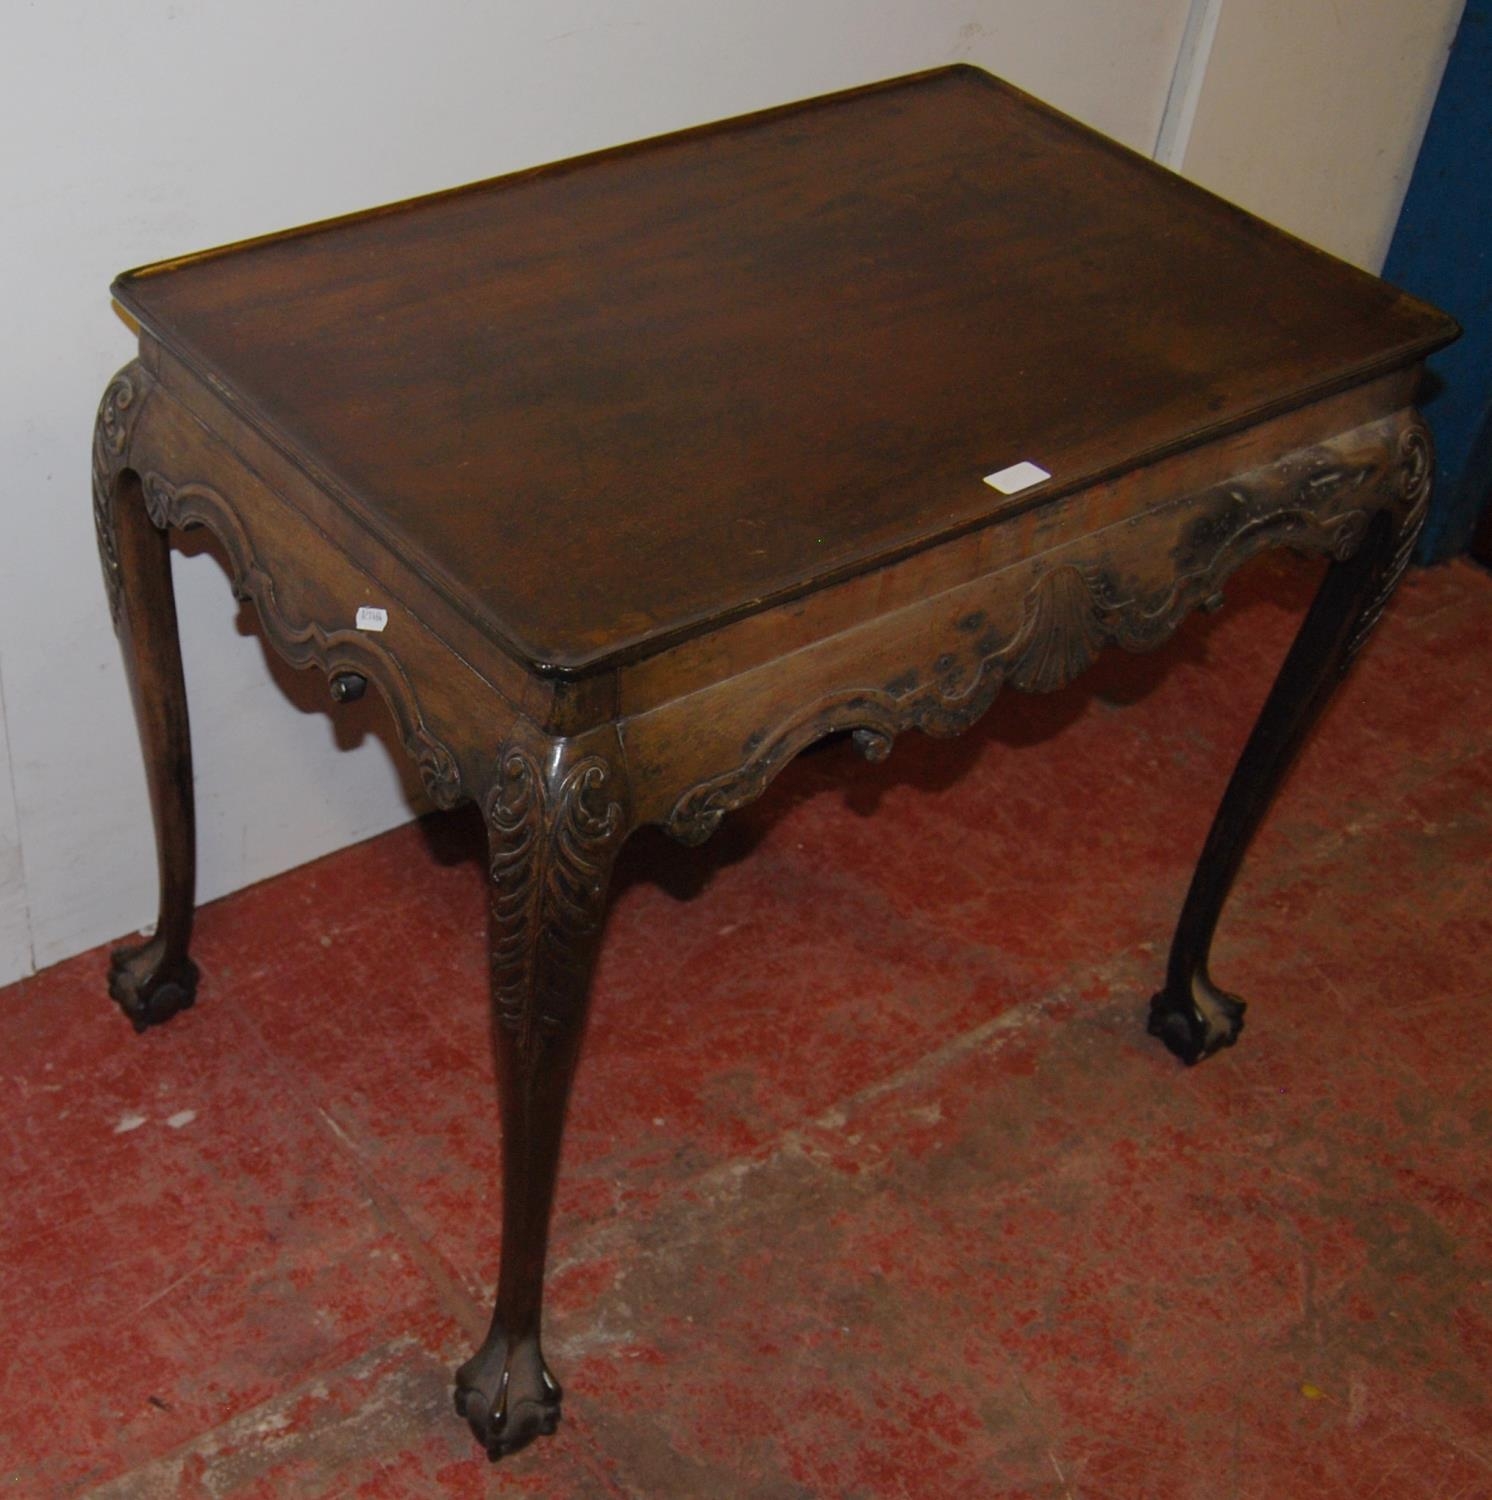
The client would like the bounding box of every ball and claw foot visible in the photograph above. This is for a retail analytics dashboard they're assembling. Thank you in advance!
[108,938,200,1033]
[454,1328,563,1461]
[1148,973,1246,1066]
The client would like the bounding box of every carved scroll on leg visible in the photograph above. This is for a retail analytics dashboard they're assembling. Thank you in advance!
[93,365,200,1030]
[1149,420,1433,1064]
[93,367,142,632]
[456,735,628,1461]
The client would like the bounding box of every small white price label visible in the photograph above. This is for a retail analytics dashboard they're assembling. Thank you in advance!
[983,460,1051,495]
[355,606,389,632]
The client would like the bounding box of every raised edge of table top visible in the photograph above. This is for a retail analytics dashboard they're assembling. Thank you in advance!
[113,65,1458,678]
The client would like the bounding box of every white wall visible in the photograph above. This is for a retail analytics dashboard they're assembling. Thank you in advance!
[1177,0,1464,270]
[0,0,1450,987]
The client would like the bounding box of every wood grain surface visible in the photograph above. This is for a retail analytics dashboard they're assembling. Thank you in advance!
[111,66,1456,673]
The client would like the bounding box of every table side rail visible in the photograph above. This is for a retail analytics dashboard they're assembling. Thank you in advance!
[133,340,619,728]
[98,361,547,810]
[622,402,1427,843]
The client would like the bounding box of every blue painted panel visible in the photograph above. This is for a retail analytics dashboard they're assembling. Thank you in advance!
[1382,0,1491,561]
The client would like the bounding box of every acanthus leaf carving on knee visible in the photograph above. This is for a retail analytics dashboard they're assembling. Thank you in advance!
[465,728,629,1460]
[92,361,157,632]
[484,733,628,1076]
[1343,417,1434,664]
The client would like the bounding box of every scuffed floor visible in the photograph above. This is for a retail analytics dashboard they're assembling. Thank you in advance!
[2,553,1489,1499]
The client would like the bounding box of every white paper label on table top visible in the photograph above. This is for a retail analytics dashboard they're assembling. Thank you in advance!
[355,606,389,632]
[982,460,1051,495]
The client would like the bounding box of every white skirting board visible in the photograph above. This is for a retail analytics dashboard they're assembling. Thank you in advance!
[0,663,31,988]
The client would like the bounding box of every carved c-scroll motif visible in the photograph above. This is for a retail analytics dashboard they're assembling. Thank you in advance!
[92,365,150,630]
[143,473,464,809]
[1344,421,1433,662]
[485,744,623,1071]
[665,416,1412,845]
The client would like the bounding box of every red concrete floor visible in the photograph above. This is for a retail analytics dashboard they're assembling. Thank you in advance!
[3,553,1490,1499]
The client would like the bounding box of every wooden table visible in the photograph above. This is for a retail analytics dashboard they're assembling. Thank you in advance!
[95,66,1457,1461]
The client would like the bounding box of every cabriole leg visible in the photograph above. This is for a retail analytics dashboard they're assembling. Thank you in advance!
[94,369,199,1031]
[1149,425,1431,1064]
[456,738,628,1460]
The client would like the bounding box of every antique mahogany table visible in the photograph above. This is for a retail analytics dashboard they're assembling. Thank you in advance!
[95,66,1457,1460]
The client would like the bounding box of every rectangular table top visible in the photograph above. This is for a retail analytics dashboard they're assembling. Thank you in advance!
[113,66,1456,677]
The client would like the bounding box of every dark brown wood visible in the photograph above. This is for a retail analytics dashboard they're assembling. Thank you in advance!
[1149,423,1433,1062]
[456,732,631,1457]
[96,64,1459,1462]
[93,369,199,1030]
